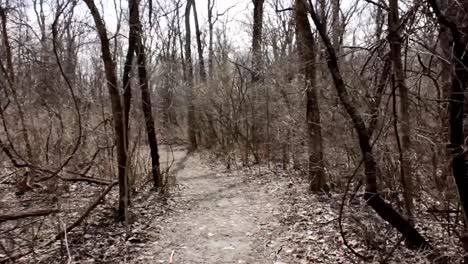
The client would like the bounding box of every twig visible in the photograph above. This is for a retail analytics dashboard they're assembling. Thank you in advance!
[59,218,71,264]
[169,250,175,263]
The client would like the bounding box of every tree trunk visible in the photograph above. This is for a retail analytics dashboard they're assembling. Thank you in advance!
[331,0,340,52]
[295,0,326,192]
[185,0,197,152]
[135,22,162,189]
[123,0,138,144]
[429,0,468,259]
[83,0,128,221]
[192,0,206,83]
[388,0,415,222]
[251,0,264,83]
[207,0,215,79]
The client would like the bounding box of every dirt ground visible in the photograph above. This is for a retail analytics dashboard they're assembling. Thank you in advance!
[132,149,283,263]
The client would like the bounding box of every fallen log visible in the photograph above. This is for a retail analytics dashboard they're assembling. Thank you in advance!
[0,208,58,222]
[59,175,111,185]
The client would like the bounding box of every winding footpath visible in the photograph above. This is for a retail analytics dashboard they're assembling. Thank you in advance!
[134,149,282,263]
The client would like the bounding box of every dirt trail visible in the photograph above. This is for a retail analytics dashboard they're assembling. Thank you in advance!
[135,148,281,263]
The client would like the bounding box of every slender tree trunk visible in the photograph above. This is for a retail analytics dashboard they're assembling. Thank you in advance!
[136,35,162,189]
[388,0,415,221]
[192,0,206,83]
[295,0,326,192]
[331,0,340,52]
[251,0,264,83]
[123,0,138,144]
[132,0,161,188]
[247,0,265,164]
[83,0,128,220]
[185,0,197,152]
[207,0,215,79]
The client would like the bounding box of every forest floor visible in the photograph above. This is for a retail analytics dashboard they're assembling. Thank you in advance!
[127,148,442,264]
[1,146,462,263]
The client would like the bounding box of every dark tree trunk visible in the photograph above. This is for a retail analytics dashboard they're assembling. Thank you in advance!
[122,0,138,144]
[83,0,128,221]
[185,0,197,152]
[136,36,162,189]
[192,0,206,83]
[251,0,264,83]
[132,0,162,189]
[428,0,468,259]
[207,0,215,79]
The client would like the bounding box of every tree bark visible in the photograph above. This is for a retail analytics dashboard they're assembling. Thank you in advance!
[295,0,326,192]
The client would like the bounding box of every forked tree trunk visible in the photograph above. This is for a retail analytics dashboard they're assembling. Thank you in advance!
[306,0,430,249]
[295,0,326,192]
[83,0,128,220]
